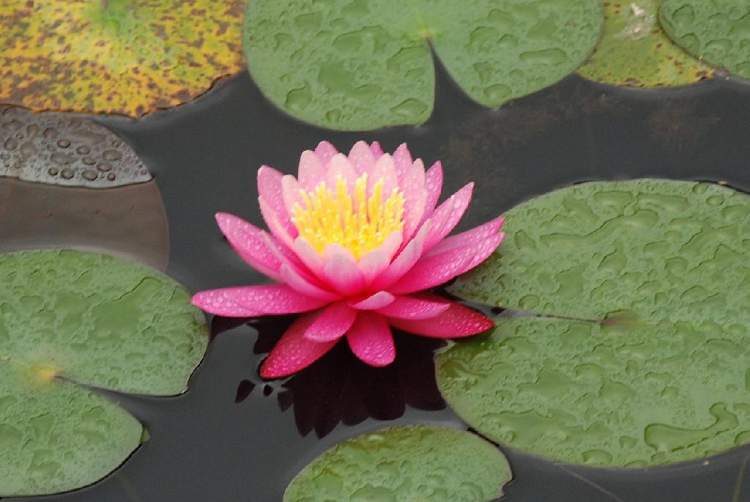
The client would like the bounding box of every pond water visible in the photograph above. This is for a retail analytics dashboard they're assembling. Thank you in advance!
[12,65,750,501]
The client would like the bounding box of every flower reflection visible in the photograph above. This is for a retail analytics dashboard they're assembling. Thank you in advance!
[225,316,446,438]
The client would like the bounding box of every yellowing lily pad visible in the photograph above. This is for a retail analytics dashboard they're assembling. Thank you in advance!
[441,179,750,467]
[660,0,750,79]
[245,0,603,130]
[578,0,713,87]
[0,250,208,495]
[0,0,245,116]
[284,425,512,501]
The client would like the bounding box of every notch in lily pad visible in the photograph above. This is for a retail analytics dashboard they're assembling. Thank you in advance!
[0,0,246,116]
[284,425,512,501]
[0,249,208,496]
[245,0,603,130]
[441,179,750,467]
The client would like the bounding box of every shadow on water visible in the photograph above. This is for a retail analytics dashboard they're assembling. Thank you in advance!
[215,315,446,438]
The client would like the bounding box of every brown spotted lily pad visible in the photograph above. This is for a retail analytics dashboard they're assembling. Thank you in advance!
[0,106,169,270]
[0,0,245,116]
[578,0,713,87]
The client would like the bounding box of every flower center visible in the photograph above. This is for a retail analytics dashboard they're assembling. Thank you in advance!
[291,174,404,259]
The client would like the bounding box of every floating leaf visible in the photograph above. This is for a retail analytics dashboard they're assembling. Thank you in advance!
[437,317,750,467]
[660,0,750,79]
[0,0,245,116]
[0,106,150,188]
[452,179,750,320]
[0,250,208,495]
[284,425,511,501]
[578,0,713,87]
[441,179,750,467]
[245,0,603,130]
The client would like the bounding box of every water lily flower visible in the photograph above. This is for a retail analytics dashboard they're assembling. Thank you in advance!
[192,141,504,379]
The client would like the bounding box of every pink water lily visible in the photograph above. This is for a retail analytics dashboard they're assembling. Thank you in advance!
[192,141,504,379]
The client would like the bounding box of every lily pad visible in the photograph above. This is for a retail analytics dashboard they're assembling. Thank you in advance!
[0,249,208,495]
[245,0,603,130]
[0,106,151,188]
[660,0,750,79]
[284,425,512,501]
[441,179,750,467]
[0,0,245,116]
[578,0,713,87]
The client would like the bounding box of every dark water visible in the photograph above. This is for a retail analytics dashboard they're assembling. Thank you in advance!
[14,66,750,501]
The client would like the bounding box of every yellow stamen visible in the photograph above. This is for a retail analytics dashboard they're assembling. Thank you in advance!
[292,174,404,259]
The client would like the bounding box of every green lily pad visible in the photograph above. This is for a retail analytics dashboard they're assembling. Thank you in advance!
[452,179,750,321]
[284,425,512,501]
[437,318,750,467]
[245,0,603,130]
[441,179,750,467]
[660,0,750,79]
[0,250,208,495]
[578,0,713,87]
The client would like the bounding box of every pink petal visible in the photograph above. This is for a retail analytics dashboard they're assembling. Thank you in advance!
[190,290,257,318]
[391,218,505,295]
[399,159,427,242]
[292,237,325,277]
[259,231,314,278]
[214,212,282,280]
[357,231,402,284]
[257,166,297,240]
[346,312,395,367]
[298,150,325,191]
[280,264,338,301]
[326,153,358,191]
[370,221,431,291]
[388,252,473,295]
[192,284,327,317]
[260,313,338,379]
[389,303,494,338]
[348,141,376,175]
[304,302,357,342]
[322,244,365,295]
[351,291,395,310]
[368,153,398,197]
[259,195,295,248]
[370,141,384,157]
[392,143,413,181]
[423,182,474,252]
[282,175,305,218]
[427,216,504,256]
[422,161,443,221]
[377,294,451,320]
[453,231,505,276]
[314,141,339,165]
